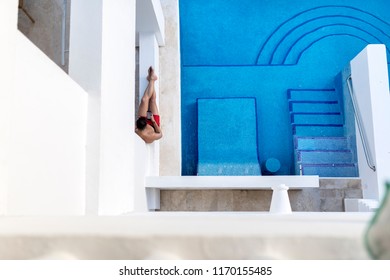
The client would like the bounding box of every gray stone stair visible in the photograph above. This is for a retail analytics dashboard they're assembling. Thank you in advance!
[158,178,363,212]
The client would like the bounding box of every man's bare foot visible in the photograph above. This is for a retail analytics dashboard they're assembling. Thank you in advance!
[147,66,158,81]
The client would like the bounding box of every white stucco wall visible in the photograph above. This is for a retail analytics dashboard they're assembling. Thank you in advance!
[350,44,390,200]
[0,0,18,215]
[4,31,87,215]
[1,0,87,215]
[7,32,87,215]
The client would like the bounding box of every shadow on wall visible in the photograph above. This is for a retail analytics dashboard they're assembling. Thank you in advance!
[17,0,71,72]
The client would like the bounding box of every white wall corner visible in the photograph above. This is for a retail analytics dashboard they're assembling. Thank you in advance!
[98,0,137,215]
[132,136,159,212]
[350,44,390,201]
[0,0,18,215]
[136,0,165,46]
[139,33,160,178]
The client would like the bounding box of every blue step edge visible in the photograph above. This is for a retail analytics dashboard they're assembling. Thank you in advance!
[294,136,349,150]
[290,112,341,115]
[288,100,338,104]
[292,123,343,127]
[295,163,358,177]
[296,150,353,164]
[287,89,337,102]
[291,114,343,125]
[293,125,344,137]
[289,102,341,113]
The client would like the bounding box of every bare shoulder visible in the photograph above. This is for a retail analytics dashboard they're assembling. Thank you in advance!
[135,126,156,143]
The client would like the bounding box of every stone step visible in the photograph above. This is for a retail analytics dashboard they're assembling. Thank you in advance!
[158,178,363,212]
[319,177,362,188]
[345,198,379,212]
[294,136,349,150]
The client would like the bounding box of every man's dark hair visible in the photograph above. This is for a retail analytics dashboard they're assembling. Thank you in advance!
[136,116,147,130]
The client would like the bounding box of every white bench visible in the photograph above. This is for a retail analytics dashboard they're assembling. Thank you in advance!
[145,175,319,213]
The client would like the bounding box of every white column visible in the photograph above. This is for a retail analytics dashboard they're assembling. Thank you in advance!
[69,0,103,215]
[139,33,160,176]
[270,184,292,214]
[0,0,18,215]
[69,0,137,215]
[139,33,160,209]
[98,0,136,215]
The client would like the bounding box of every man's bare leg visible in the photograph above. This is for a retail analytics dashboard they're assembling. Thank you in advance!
[138,67,158,117]
[147,67,159,115]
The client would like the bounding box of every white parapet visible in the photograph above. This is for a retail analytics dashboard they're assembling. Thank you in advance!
[0,213,372,259]
[145,175,319,190]
[145,175,319,211]
[350,44,390,201]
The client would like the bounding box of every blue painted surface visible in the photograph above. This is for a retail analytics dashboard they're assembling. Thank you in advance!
[197,98,261,175]
[180,0,390,175]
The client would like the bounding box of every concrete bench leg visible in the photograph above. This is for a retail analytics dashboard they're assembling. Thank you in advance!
[270,184,292,214]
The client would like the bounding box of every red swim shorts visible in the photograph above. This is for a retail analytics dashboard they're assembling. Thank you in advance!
[146,114,160,127]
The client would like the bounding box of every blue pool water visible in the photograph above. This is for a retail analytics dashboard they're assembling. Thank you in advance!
[180,0,390,176]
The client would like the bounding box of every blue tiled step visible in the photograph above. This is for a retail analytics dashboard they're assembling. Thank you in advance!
[288,89,338,102]
[299,163,358,177]
[289,101,341,113]
[294,137,349,150]
[296,150,353,164]
[291,113,343,125]
[293,125,344,137]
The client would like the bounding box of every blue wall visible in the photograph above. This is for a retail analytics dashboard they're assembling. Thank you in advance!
[180,0,390,175]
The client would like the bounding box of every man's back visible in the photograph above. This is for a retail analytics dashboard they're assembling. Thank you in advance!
[135,124,161,144]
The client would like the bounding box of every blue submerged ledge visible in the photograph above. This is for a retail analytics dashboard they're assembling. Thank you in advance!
[197,98,262,176]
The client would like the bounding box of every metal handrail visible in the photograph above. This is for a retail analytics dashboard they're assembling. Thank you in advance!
[346,75,376,171]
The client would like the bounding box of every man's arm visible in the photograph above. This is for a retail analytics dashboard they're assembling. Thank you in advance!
[151,117,163,140]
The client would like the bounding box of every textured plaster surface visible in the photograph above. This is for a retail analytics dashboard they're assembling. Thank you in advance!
[18,0,70,72]
[160,178,363,211]
[159,0,181,175]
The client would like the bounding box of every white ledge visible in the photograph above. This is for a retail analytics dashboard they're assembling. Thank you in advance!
[145,175,319,190]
